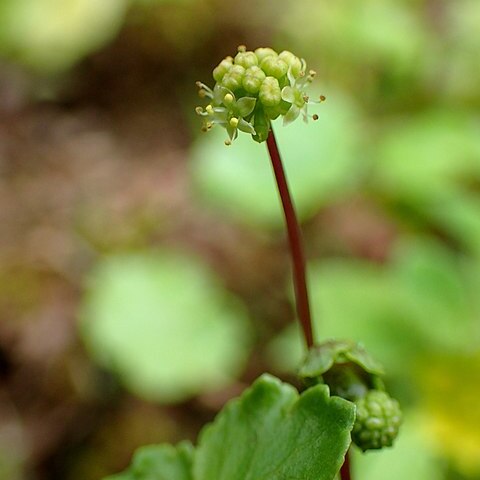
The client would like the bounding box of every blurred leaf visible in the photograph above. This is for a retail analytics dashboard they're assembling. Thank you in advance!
[442,0,480,100]
[353,413,443,480]
[372,110,480,255]
[308,257,419,375]
[391,238,475,351]
[265,322,304,374]
[105,442,194,480]
[0,0,128,72]
[190,91,364,228]
[80,251,252,403]
[194,374,355,480]
[281,0,429,77]
[373,110,480,200]
[416,354,480,477]
[267,237,478,376]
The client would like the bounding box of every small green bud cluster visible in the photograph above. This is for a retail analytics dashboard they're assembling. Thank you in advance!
[299,341,402,452]
[196,45,324,145]
[352,390,402,451]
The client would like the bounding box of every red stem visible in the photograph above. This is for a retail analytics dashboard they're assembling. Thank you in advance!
[340,450,352,480]
[266,129,314,348]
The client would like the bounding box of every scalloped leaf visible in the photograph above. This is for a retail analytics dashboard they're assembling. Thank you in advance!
[194,374,355,480]
[105,442,194,480]
[299,340,385,380]
[105,375,355,480]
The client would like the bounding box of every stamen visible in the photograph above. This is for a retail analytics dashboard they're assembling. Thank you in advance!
[223,93,234,105]
[196,81,214,98]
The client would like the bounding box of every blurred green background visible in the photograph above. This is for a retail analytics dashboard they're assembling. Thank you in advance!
[0,0,479,479]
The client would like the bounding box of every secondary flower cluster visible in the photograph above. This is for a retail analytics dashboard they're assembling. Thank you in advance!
[299,341,402,451]
[196,46,324,145]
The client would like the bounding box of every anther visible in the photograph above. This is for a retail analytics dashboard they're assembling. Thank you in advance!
[223,93,234,105]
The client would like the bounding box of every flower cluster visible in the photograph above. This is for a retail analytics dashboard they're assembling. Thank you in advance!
[352,390,403,451]
[299,340,402,451]
[196,46,324,145]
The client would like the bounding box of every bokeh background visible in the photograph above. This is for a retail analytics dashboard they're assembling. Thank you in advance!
[1,0,479,479]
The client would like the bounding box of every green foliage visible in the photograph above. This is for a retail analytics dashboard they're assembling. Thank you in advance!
[372,110,480,256]
[268,237,478,375]
[299,340,385,380]
[190,91,363,227]
[106,442,194,480]
[80,251,251,403]
[107,375,355,480]
[0,0,129,72]
[352,414,442,480]
[416,354,480,476]
[299,342,402,451]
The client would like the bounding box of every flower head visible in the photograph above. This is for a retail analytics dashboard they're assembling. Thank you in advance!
[196,46,324,145]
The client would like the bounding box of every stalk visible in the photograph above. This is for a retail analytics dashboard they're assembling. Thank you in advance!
[340,451,351,480]
[266,128,351,480]
[266,129,314,348]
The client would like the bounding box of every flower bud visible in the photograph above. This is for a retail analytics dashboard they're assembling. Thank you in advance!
[213,57,233,83]
[279,50,303,78]
[242,66,266,94]
[260,56,288,79]
[352,390,402,451]
[254,47,277,63]
[234,51,258,69]
[221,65,245,92]
[197,46,320,143]
[259,77,281,107]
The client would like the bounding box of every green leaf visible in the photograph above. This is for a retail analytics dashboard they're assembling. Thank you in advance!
[415,353,480,476]
[372,110,480,256]
[0,0,128,72]
[105,442,194,480]
[194,374,355,480]
[80,251,252,403]
[299,340,385,380]
[268,237,478,377]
